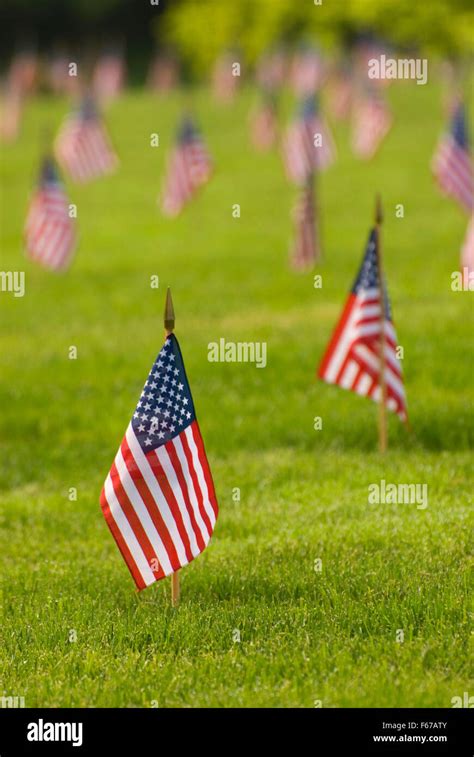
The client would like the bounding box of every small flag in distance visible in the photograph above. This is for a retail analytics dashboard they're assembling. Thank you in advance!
[250,97,278,152]
[318,227,407,422]
[290,180,319,270]
[92,50,126,104]
[432,101,473,212]
[55,95,118,183]
[351,86,393,161]
[24,156,76,271]
[283,96,336,184]
[161,115,213,217]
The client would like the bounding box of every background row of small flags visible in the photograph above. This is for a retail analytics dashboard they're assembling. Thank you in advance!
[4,40,471,289]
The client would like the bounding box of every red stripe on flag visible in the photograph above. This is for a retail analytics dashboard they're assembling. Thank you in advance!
[109,460,163,579]
[165,439,207,552]
[121,438,181,572]
[190,422,218,520]
[318,294,356,378]
[144,446,196,563]
[181,427,213,538]
[99,485,148,590]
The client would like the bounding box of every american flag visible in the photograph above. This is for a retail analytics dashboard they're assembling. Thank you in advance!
[354,39,391,90]
[24,157,76,271]
[318,228,407,422]
[290,48,324,97]
[290,180,319,270]
[212,53,239,103]
[147,54,180,92]
[250,97,278,152]
[92,52,126,104]
[49,53,72,96]
[283,97,336,184]
[461,213,474,287]
[7,51,38,97]
[0,85,22,143]
[55,96,118,183]
[432,102,473,212]
[100,333,218,591]
[327,70,353,122]
[255,51,286,92]
[351,89,393,160]
[161,117,213,217]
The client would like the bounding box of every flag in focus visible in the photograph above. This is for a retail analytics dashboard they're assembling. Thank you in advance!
[432,101,473,212]
[55,95,118,183]
[161,115,213,217]
[100,331,218,591]
[351,86,393,160]
[283,96,336,184]
[318,227,407,422]
[24,156,76,271]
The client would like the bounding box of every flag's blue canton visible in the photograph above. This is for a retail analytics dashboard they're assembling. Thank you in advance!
[352,228,392,319]
[300,96,318,121]
[131,334,196,453]
[80,96,98,121]
[452,105,468,149]
[178,117,198,145]
[40,157,59,186]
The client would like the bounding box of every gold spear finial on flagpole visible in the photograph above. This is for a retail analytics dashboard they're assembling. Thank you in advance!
[164,286,175,334]
[163,287,180,606]
[374,194,388,454]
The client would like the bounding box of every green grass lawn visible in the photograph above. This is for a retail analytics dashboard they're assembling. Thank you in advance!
[0,81,472,707]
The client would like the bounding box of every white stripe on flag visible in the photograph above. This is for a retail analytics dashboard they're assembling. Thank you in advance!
[340,359,360,389]
[172,434,212,544]
[114,446,175,574]
[103,473,156,586]
[184,425,216,529]
[125,425,188,566]
[155,444,202,558]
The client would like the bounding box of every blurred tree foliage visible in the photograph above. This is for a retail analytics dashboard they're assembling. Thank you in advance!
[0,0,167,70]
[0,0,471,79]
[162,0,474,74]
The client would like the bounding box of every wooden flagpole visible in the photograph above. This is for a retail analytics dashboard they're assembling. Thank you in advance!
[164,287,180,607]
[313,165,322,265]
[375,194,388,454]
[313,93,322,265]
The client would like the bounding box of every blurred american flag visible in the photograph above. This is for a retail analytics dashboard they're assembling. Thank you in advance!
[290,180,319,270]
[351,88,393,160]
[283,97,336,183]
[55,96,118,183]
[161,116,213,217]
[432,101,473,212]
[25,157,76,271]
